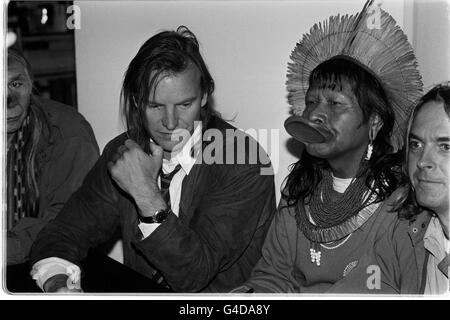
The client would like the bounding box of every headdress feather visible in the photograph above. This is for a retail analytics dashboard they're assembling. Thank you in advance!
[286,0,423,152]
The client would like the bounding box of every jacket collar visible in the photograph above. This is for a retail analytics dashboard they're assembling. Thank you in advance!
[403,211,433,293]
[407,210,434,246]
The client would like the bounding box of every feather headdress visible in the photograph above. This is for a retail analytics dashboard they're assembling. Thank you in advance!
[286,0,423,152]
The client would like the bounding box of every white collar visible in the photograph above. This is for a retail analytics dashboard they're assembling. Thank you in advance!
[161,123,202,176]
[424,216,449,260]
[331,174,353,193]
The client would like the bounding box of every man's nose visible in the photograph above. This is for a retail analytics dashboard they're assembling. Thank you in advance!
[7,90,15,109]
[416,148,435,170]
[162,106,178,130]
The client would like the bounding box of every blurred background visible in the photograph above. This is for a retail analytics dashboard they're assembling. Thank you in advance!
[8,1,77,108]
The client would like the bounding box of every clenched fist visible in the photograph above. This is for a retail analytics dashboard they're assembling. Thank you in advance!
[107,139,167,216]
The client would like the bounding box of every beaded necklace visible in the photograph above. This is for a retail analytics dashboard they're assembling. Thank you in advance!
[294,168,380,266]
[308,169,373,228]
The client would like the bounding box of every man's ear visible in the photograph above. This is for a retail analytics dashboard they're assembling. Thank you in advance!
[369,114,384,140]
[201,92,208,108]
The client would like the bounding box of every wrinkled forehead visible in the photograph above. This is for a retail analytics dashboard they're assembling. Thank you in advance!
[150,62,199,82]
[8,54,31,81]
[413,101,450,129]
[306,78,358,103]
[147,63,201,92]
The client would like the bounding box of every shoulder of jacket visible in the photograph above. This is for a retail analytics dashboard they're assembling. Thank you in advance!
[103,132,130,154]
[32,95,96,142]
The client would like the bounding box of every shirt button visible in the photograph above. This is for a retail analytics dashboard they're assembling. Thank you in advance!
[421,223,426,228]
[412,227,418,233]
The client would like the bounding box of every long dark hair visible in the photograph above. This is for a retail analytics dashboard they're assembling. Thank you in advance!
[282,58,402,206]
[394,82,450,219]
[121,26,216,147]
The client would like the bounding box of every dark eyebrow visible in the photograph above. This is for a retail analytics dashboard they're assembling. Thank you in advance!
[148,96,197,105]
[409,133,450,142]
[408,133,421,141]
[177,97,197,104]
[8,74,28,82]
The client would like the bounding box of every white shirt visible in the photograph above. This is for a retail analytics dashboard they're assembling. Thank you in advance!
[138,124,202,237]
[424,216,449,295]
[31,124,203,291]
[331,174,353,193]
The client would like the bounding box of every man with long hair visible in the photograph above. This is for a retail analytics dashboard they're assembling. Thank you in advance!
[29,26,276,293]
[331,83,449,294]
[6,48,99,265]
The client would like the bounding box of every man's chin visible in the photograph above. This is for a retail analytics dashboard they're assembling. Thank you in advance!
[160,141,187,156]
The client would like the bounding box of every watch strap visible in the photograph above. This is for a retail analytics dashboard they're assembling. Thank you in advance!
[138,208,172,224]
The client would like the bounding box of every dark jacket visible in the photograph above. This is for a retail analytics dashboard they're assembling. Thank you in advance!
[7,95,99,265]
[329,209,432,294]
[30,116,276,293]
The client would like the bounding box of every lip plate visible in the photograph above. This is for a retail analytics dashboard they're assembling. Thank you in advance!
[284,116,330,144]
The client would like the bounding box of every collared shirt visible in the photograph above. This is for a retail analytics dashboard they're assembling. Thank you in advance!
[138,124,202,238]
[424,216,449,295]
[31,123,203,291]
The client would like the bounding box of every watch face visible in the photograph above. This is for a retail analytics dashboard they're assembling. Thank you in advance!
[154,209,170,223]
[138,209,171,224]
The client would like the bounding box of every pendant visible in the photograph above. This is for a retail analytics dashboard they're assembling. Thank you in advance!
[310,248,321,266]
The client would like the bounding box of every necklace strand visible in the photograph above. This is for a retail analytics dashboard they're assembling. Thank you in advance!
[320,233,352,250]
[308,169,371,228]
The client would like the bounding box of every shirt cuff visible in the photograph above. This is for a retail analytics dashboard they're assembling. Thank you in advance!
[31,257,81,291]
[138,222,161,239]
[230,285,254,293]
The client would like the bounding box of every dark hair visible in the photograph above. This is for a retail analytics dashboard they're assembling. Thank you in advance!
[121,26,216,147]
[282,58,401,206]
[394,82,450,219]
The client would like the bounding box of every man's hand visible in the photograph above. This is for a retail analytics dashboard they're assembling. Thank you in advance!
[43,274,82,293]
[107,139,167,216]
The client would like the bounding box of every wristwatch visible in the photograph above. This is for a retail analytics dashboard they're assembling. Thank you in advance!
[138,208,172,224]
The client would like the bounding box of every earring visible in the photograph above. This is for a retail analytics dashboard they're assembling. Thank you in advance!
[365,142,373,160]
[365,130,374,161]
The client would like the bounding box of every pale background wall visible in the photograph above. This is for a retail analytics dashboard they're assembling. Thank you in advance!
[73,0,449,262]
[411,0,450,90]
